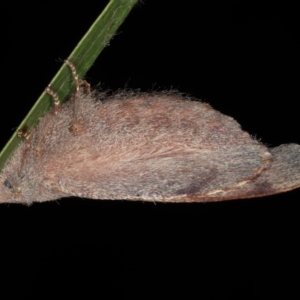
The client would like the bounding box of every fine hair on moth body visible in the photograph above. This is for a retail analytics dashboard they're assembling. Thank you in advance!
[0,60,299,205]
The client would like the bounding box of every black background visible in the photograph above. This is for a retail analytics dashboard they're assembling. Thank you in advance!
[1,1,299,298]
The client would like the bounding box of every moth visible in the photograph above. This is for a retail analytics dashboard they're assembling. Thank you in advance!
[0,60,299,205]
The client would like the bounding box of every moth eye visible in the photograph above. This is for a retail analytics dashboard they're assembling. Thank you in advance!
[4,179,14,191]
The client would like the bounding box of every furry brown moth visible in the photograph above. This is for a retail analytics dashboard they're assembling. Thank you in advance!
[0,60,299,205]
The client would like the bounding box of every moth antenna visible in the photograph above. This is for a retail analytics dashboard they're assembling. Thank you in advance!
[45,86,60,115]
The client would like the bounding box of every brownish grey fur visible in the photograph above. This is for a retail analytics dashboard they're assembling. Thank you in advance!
[0,89,299,204]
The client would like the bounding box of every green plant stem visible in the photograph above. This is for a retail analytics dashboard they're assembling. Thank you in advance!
[0,0,138,171]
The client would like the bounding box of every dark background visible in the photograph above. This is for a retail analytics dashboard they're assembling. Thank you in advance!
[1,1,299,298]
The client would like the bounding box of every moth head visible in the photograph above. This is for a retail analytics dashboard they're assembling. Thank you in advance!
[0,144,31,204]
[0,170,24,203]
[0,144,65,204]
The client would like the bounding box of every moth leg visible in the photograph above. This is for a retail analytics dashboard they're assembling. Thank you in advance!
[45,85,60,115]
[64,59,91,136]
[64,59,91,95]
[17,125,30,140]
[44,59,90,114]
[17,124,33,151]
[16,124,36,173]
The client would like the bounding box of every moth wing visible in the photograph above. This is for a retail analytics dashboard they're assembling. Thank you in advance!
[36,96,299,202]
[54,143,273,202]
[182,143,300,202]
